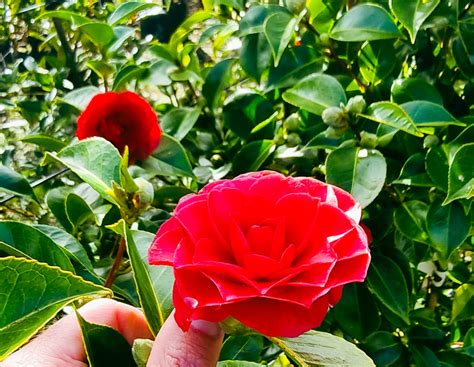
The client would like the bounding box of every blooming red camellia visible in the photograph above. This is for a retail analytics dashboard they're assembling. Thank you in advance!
[76,91,161,163]
[149,171,371,337]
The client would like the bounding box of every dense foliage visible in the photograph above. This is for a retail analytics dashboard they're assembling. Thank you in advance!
[0,0,473,366]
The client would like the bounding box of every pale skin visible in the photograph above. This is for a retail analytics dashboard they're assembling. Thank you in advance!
[2,299,224,367]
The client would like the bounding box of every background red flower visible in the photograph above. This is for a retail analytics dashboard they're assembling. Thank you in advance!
[149,171,371,337]
[76,91,161,163]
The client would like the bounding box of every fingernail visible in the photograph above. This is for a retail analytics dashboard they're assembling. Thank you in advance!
[190,320,222,339]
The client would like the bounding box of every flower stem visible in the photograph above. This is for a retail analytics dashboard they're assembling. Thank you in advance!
[104,237,126,288]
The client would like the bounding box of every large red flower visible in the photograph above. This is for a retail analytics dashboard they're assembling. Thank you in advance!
[149,171,371,337]
[76,91,161,163]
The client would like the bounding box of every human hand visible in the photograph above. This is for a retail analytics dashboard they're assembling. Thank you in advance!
[2,299,224,367]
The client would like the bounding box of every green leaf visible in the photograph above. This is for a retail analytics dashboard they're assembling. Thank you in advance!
[86,60,115,80]
[45,187,74,232]
[220,335,264,362]
[78,22,115,48]
[283,74,346,115]
[401,101,464,128]
[239,5,286,36]
[0,166,36,200]
[202,58,235,111]
[451,284,474,323]
[107,26,136,55]
[113,65,145,91]
[0,256,110,360]
[330,4,400,42]
[444,143,474,204]
[161,107,201,141]
[264,12,297,67]
[217,362,262,367]
[393,200,430,244]
[62,86,101,111]
[425,146,449,192]
[361,101,423,137]
[38,10,90,26]
[66,192,96,229]
[44,138,122,205]
[326,147,387,208]
[363,331,404,366]
[411,344,441,367]
[333,284,380,341]
[143,134,194,178]
[108,2,159,26]
[359,41,397,85]
[77,312,135,367]
[110,221,173,336]
[34,224,93,270]
[240,33,272,82]
[427,199,470,258]
[132,339,153,367]
[270,330,375,366]
[390,0,440,43]
[391,78,443,105]
[367,255,410,324]
[0,221,74,272]
[393,153,433,187]
[232,140,276,175]
[21,135,67,152]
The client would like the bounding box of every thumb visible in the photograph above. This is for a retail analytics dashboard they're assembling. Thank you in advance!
[147,312,224,367]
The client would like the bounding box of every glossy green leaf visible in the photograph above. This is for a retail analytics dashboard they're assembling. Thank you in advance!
[45,187,74,232]
[451,284,474,323]
[264,12,297,67]
[401,101,463,127]
[326,147,387,208]
[143,134,194,177]
[240,33,272,82]
[0,166,36,200]
[0,256,110,360]
[78,22,115,48]
[62,86,101,111]
[391,78,443,105]
[444,143,474,204]
[108,2,159,25]
[160,107,201,141]
[38,10,89,26]
[202,58,235,110]
[330,4,400,41]
[132,339,153,367]
[113,65,145,91]
[239,5,285,36]
[394,200,430,244]
[393,153,433,187]
[0,221,74,272]
[44,138,122,205]
[34,224,93,270]
[77,312,135,367]
[21,135,67,152]
[425,146,449,192]
[359,41,396,85]
[217,362,262,367]
[427,199,470,258]
[270,330,375,366]
[66,193,96,229]
[390,0,440,42]
[86,60,115,80]
[411,344,441,367]
[110,221,173,336]
[367,255,410,323]
[363,331,404,366]
[333,284,380,341]
[220,335,264,362]
[361,102,423,137]
[232,140,276,175]
[283,74,346,115]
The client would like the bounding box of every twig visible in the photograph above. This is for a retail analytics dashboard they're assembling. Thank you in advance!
[104,238,127,288]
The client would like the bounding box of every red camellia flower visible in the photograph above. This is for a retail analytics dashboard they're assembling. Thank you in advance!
[76,91,161,163]
[148,171,371,337]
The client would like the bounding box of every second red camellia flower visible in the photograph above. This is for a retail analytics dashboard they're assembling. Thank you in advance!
[76,91,161,163]
[148,171,371,337]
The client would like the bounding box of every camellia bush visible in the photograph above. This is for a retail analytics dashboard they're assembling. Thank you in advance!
[0,0,473,366]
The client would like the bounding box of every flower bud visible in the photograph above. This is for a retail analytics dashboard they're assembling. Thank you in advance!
[283,113,301,131]
[133,177,154,209]
[283,0,306,14]
[319,33,331,46]
[360,131,378,149]
[424,135,439,149]
[286,132,302,147]
[346,95,366,115]
[322,106,348,129]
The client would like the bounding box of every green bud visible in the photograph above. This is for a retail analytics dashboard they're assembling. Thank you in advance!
[325,127,344,139]
[320,33,331,46]
[284,0,306,14]
[346,95,366,114]
[286,132,302,147]
[423,135,439,149]
[283,113,301,131]
[133,177,154,208]
[322,106,348,129]
[360,131,378,149]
